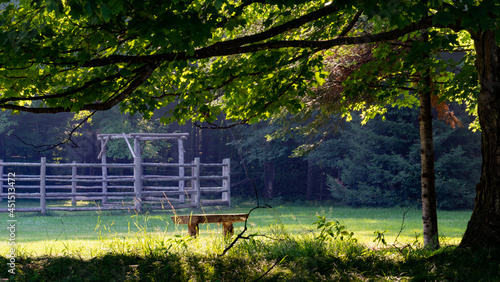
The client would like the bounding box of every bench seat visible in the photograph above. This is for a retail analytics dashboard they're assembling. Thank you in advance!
[171,213,248,237]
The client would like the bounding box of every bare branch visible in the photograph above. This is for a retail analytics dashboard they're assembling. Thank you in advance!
[12,111,97,152]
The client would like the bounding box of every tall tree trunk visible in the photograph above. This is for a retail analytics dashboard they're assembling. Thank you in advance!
[461,30,500,248]
[263,140,276,199]
[306,159,315,200]
[264,160,275,199]
[420,70,440,250]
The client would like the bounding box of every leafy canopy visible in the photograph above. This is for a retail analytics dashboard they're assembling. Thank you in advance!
[0,0,496,125]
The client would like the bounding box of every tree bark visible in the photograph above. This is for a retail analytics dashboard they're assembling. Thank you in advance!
[264,160,275,199]
[306,159,315,200]
[460,30,500,248]
[419,71,440,250]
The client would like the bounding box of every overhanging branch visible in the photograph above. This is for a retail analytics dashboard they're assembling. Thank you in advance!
[0,72,122,104]
[0,63,158,113]
[79,16,434,68]
[0,4,455,114]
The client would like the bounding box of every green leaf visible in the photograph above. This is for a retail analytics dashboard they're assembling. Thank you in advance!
[101,5,112,23]
[119,68,134,77]
[214,0,223,10]
[46,0,63,14]
[495,29,500,46]
[432,11,455,26]
[84,2,94,17]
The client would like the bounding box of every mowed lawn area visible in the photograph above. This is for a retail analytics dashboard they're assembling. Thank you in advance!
[0,199,471,257]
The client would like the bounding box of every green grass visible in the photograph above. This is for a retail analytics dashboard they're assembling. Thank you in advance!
[2,199,493,281]
[0,199,471,255]
[3,228,500,281]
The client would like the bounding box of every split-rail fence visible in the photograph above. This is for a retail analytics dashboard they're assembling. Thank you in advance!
[0,133,230,214]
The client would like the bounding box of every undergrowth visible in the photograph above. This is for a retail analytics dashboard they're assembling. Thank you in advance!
[2,214,499,281]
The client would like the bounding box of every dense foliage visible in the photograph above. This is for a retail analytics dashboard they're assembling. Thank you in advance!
[0,0,482,123]
[321,106,480,210]
[226,105,480,209]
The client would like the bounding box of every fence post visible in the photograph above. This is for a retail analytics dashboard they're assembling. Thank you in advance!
[71,161,77,206]
[133,137,143,211]
[222,158,231,206]
[193,157,200,208]
[40,157,47,215]
[101,139,108,205]
[178,138,185,204]
[0,159,3,202]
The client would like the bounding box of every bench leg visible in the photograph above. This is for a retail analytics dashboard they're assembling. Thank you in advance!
[223,222,234,237]
[188,223,199,237]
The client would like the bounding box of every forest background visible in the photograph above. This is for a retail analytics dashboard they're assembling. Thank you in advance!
[0,101,480,211]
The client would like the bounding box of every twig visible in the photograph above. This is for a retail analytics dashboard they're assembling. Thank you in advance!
[12,111,97,153]
[220,204,271,256]
[214,121,274,256]
[393,204,413,245]
[253,256,287,281]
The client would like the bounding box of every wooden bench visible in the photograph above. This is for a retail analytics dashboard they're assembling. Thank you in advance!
[171,214,248,237]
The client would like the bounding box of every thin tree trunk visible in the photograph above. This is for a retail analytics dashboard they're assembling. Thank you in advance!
[461,30,500,248]
[419,87,439,250]
[306,159,315,200]
[419,53,439,249]
[264,160,275,199]
[263,139,275,199]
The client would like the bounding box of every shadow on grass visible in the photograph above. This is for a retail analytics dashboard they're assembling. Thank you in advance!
[1,242,499,281]
[1,253,186,281]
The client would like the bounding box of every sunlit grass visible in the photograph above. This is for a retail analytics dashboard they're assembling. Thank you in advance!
[1,200,495,281]
[0,199,472,257]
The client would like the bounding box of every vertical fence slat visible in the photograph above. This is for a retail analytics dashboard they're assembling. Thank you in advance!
[101,139,108,205]
[71,161,77,206]
[40,157,46,215]
[191,160,195,203]
[194,157,200,208]
[178,138,185,204]
[134,137,143,211]
[0,159,3,202]
[222,158,231,206]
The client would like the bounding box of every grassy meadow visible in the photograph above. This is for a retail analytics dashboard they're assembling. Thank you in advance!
[0,199,471,255]
[2,199,499,281]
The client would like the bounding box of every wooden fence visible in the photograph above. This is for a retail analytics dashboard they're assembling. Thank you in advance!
[0,157,230,214]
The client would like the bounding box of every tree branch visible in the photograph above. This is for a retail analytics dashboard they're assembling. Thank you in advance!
[0,5,451,114]
[12,110,97,152]
[215,0,266,29]
[78,3,342,67]
[78,15,433,68]
[337,10,364,38]
[81,63,159,111]
[0,72,122,104]
[1,63,158,113]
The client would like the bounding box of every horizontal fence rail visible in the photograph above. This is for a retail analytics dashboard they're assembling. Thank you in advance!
[0,157,230,214]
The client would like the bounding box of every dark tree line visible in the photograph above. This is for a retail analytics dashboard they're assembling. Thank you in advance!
[229,104,480,209]
[0,102,479,210]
